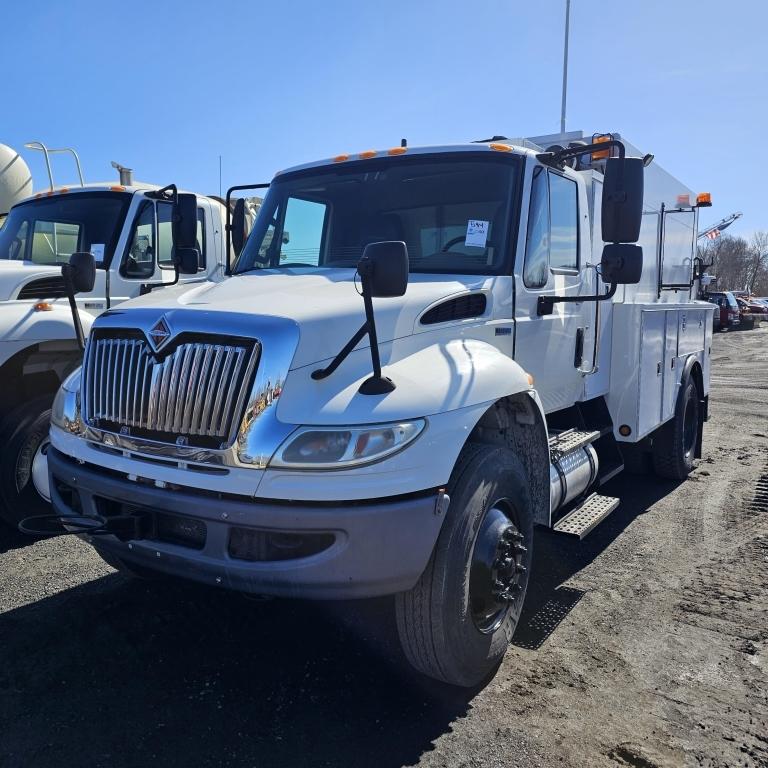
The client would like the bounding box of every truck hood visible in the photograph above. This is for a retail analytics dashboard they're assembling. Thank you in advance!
[0,261,62,302]
[117,269,491,369]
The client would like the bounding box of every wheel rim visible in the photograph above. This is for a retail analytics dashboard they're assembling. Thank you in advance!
[30,437,51,503]
[682,395,698,459]
[469,498,527,634]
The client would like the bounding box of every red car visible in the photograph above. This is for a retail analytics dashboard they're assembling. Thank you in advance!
[705,291,740,331]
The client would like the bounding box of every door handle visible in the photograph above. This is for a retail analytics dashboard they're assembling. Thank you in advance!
[574,327,585,368]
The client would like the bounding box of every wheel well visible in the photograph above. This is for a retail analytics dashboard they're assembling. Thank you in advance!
[466,394,550,526]
[0,341,81,421]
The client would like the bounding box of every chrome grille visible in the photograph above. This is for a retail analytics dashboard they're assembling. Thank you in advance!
[83,334,258,446]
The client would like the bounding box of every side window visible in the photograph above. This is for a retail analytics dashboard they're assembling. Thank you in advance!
[279,197,327,267]
[196,208,206,269]
[157,202,174,268]
[8,220,29,260]
[123,202,155,279]
[549,172,578,271]
[523,167,550,288]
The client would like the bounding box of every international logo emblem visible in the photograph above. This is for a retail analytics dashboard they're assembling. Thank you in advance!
[148,316,171,352]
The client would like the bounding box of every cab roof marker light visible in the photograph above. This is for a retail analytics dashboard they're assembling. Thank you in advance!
[110,185,126,192]
[333,154,350,163]
[489,143,512,152]
[388,147,407,156]
[359,150,378,159]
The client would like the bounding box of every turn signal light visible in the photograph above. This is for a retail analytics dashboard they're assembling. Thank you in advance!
[696,192,712,207]
[33,301,54,312]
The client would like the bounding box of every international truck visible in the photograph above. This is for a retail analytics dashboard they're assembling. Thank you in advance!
[44,131,714,687]
[0,146,233,525]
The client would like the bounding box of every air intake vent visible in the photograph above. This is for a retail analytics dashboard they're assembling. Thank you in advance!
[420,294,487,325]
[17,276,67,300]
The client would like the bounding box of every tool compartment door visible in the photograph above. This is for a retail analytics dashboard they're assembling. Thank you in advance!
[662,310,680,421]
[639,310,665,437]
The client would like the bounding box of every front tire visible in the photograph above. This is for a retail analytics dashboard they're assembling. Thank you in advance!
[395,444,533,687]
[652,378,700,480]
[0,396,54,527]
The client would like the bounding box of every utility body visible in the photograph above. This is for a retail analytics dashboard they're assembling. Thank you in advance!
[46,131,714,686]
[0,171,231,523]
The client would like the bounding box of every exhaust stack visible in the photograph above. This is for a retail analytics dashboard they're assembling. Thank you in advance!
[111,161,133,186]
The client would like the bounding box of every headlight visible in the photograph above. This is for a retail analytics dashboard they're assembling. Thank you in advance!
[270,420,425,469]
[51,367,84,434]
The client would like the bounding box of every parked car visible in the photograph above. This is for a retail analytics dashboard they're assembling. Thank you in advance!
[705,291,740,331]
[744,297,768,325]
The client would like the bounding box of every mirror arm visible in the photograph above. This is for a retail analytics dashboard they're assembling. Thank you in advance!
[311,322,369,381]
[537,282,617,317]
[61,265,86,352]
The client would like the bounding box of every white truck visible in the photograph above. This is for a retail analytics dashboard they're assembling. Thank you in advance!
[45,131,714,687]
[0,149,231,525]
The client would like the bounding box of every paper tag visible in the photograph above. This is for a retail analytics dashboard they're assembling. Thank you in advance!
[90,243,105,262]
[465,220,489,248]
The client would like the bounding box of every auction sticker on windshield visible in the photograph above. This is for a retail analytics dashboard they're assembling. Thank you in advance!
[465,220,489,248]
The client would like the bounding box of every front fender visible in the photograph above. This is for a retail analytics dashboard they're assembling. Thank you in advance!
[277,328,536,426]
[0,302,93,344]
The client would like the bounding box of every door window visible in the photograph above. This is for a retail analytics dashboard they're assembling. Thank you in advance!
[278,197,327,267]
[122,203,155,279]
[523,167,550,288]
[549,172,578,271]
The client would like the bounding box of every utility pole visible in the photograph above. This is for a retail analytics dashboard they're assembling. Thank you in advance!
[560,0,571,134]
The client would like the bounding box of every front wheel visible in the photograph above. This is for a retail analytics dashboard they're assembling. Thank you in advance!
[395,444,533,687]
[0,396,54,527]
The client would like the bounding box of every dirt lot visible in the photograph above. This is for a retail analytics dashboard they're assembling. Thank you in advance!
[1,327,766,768]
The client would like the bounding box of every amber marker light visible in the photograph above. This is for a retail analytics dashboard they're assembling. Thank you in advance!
[333,154,349,163]
[359,150,377,159]
[388,147,407,156]
[696,192,712,207]
[489,143,512,152]
[33,302,54,312]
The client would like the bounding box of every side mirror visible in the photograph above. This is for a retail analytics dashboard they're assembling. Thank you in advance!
[172,193,198,250]
[602,157,644,243]
[175,247,199,275]
[358,241,409,298]
[232,198,247,257]
[64,251,96,294]
[601,243,643,284]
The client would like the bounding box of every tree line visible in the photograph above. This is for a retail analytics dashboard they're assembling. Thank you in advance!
[698,231,768,295]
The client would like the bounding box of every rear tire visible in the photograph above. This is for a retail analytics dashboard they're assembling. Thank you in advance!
[395,444,533,687]
[652,378,699,480]
[0,396,54,527]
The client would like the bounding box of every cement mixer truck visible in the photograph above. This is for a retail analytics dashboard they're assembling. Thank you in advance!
[0,142,239,526]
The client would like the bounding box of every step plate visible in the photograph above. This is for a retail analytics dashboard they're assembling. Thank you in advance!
[553,493,620,539]
[548,428,601,458]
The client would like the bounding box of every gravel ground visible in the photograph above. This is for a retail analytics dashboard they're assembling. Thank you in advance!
[1,327,766,768]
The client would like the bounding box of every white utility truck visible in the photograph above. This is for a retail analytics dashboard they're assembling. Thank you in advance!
[0,145,231,524]
[45,132,714,687]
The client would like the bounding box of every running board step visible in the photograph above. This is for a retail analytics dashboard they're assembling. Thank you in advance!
[552,493,620,539]
[548,428,601,458]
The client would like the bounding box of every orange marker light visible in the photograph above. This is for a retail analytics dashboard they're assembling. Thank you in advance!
[526,373,534,386]
[591,134,612,161]
[676,194,690,207]
[388,147,407,156]
[489,143,512,152]
[33,301,54,312]
[696,192,712,207]
[110,185,126,192]
[333,154,349,163]
[359,150,377,159]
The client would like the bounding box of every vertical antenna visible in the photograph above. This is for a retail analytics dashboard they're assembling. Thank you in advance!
[560,0,571,134]
[219,155,222,198]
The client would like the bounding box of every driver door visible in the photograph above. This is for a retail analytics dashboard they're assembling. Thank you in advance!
[514,164,591,413]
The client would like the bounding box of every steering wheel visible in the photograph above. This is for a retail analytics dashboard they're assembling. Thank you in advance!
[441,235,496,252]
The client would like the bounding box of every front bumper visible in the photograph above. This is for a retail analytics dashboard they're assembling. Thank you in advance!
[48,448,445,599]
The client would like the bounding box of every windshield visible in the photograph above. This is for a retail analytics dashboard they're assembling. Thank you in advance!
[0,192,131,267]
[234,154,521,276]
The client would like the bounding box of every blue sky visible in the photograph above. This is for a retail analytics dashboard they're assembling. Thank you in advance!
[2,0,765,240]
